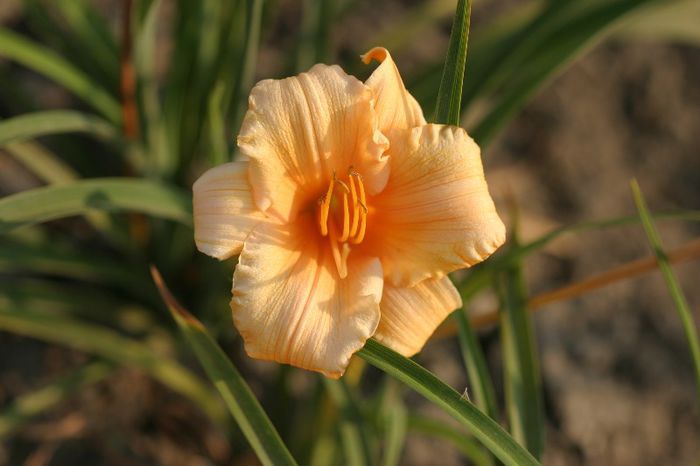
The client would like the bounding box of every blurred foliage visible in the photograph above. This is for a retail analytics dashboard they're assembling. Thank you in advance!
[1,0,699,464]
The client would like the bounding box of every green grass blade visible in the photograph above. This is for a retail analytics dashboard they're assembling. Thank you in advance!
[498,231,544,459]
[407,414,491,466]
[0,362,114,439]
[453,309,499,421]
[4,140,124,242]
[135,0,170,175]
[406,1,540,112]
[0,178,191,233]
[362,0,455,53]
[50,0,120,82]
[0,306,222,423]
[296,0,322,71]
[4,141,79,184]
[358,339,540,466]
[472,0,656,146]
[631,180,700,403]
[323,378,373,466]
[0,110,117,146]
[295,0,334,71]
[0,28,121,124]
[151,267,298,466]
[458,209,700,303]
[381,393,407,466]
[207,81,229,165]
[21,0,118,94]
[0,278,153,333]
[614,0,700,46]
[433,0,471,125]
[0,237,154,302]
[231,0,264,135]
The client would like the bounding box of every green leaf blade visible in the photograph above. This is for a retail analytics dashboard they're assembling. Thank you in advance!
[433,0,472,126]
[0,362,114,439]
[631,180,700,403]
[453,309,499,421]
[0,110,117,146]
[471,0,657,146]
[358,339,540,466]
[0,306,221,423]
[151,267,298,466]
[0,28,121,124]
[323,378,373,466]
[0,178,192,234]
[499,236,544,459]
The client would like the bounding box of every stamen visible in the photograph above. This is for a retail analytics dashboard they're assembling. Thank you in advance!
[335,178,350,193]
[328,222,348,278]
[318,177,335,236]
[350,173,367,244]
[354,172,366,211]
[352,208,367,244]
[339,191,350,242]
[348,175,360,237]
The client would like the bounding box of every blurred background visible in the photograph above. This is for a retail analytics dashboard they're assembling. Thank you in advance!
[1,0,699,465]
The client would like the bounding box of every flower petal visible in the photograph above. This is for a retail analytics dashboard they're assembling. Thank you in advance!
[374,276,462,356]
[193,161,267,260]
[370,124,506,287]
[362,47,426,137]
[231,216,383,378]
[238,65,389,222]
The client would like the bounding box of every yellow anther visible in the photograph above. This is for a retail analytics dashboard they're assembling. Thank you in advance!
[319,177,335,236]
[318,168,368,249]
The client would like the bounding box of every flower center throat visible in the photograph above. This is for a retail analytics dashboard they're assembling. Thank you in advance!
[316,168,368,278]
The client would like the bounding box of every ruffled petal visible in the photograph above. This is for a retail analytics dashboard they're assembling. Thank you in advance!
[231,215,384,378]
[374,276,462,356]
[362,47,426,138]
[369,124,506,287]
[193,161,267,260]
[238,65,389,222]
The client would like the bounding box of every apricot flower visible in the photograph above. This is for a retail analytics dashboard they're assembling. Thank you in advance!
[193,47,505,378]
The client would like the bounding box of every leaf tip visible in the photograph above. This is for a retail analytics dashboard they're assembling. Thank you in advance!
[150,265,205,330]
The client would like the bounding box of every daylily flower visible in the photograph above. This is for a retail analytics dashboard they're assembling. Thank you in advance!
[193,47,505,378]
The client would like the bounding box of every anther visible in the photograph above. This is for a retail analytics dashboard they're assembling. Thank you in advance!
[335,179,350,193]
[358,200,368,213]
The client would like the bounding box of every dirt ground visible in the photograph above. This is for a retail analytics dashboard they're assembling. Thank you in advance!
[412,41,700,466]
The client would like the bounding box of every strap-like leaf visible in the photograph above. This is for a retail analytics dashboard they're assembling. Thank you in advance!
[0,306,221,423]
[151,267,298,466]
[0,178,191,233]
[433,0,471,125]
[358,339,540,466]
[0,110,117,146]
[498,232,544,459]
[0,28,121,123]
[631,180,700,404]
